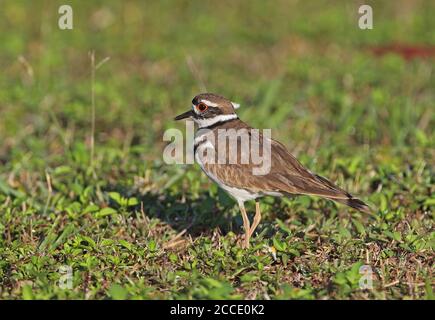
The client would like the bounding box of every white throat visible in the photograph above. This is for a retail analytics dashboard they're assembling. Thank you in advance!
[194,114,238,128]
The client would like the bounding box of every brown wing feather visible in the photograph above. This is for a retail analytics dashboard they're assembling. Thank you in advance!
[200,119,370,213]
[267,139,351,198]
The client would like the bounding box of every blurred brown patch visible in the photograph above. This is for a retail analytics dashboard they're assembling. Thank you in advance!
[370,44,435,61]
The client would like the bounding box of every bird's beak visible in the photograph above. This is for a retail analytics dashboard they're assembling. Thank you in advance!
[174,109,194,121]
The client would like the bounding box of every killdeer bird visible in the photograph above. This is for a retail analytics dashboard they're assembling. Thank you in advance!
[175,93,370,248]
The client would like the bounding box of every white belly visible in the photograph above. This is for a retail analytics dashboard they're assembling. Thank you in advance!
[194,143,259,203]
[194,140,283,203]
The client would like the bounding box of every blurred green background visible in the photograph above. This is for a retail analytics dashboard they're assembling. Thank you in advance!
[0,0,433,300]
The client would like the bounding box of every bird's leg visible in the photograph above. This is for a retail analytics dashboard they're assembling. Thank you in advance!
[238,202,251,248]
[249,201,262,239]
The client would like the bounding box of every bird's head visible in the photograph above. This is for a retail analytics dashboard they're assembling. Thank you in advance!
[174,93,240,128]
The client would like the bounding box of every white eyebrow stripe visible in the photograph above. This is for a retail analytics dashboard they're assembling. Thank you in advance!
[200,99,218,107]
[231,102,240,109]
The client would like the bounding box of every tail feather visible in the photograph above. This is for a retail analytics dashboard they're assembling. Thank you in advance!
[332,196,371,214]
[277,170,372,213]
[311,174,371,214]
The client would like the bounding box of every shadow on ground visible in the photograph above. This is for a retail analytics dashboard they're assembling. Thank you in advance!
[138,190,237,236]
[103,183,244,237]
[104,183,316,240]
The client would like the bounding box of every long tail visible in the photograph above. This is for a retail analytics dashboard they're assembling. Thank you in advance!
[331,196,371,214]
[312,174,372,214]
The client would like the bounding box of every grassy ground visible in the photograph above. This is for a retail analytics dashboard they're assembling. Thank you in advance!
[0,0,433,299]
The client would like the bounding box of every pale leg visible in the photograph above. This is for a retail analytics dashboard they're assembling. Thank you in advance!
[238,202,251,248]
[249,201,262,238]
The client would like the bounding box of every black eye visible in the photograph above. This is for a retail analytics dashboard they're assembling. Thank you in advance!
[197,103,208,112]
